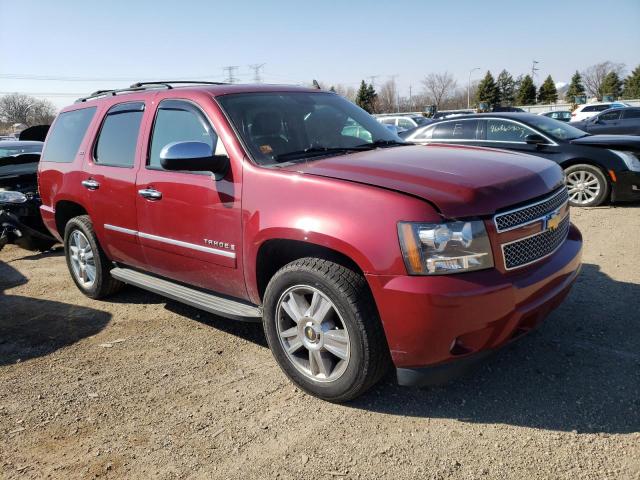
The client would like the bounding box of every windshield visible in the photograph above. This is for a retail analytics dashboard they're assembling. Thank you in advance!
[413,116,430,125]
[0,143,42,158]
[526,115,588,141]
[217,92,401,165]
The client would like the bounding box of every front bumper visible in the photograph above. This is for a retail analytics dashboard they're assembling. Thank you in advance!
[611,170,640,203]
[365,223,582,386]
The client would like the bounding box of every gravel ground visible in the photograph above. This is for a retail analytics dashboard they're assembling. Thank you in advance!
[1,205,639,479]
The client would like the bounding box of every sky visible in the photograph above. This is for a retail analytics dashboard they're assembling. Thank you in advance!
[0,0,639,109]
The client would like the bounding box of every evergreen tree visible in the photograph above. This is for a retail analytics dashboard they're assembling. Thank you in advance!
[622,65,640,99]
[496,69,516,105]
[537,75,558,104]
[366,83,378,113]
[475,71,499,106]
[516,75,537,105]
[355,80,377,113]
[565,71,585,102]
[329,85,336,93]
[600,71,622,99]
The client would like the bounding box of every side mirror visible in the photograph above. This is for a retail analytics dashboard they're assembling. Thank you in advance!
[160,141,228,175]
[524,134,547,146]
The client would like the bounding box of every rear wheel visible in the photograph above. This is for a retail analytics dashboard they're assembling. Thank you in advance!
[263,258,389,402]
[565,164,609,207]
[64,215,122,299]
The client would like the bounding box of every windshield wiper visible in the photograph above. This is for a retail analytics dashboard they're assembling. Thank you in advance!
[354,140,409,149]
[276,146,370,162]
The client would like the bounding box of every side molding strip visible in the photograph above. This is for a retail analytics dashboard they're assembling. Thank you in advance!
[104,224,236,259]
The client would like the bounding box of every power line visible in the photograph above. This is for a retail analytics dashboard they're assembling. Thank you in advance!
[0,73,225,82]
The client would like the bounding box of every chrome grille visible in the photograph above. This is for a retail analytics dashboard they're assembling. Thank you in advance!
[502,215,570,270]
[494,188,569,232]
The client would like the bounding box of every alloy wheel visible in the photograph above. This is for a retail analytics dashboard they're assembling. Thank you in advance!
[275,285,350,383]
[68,230,97,288]
[566,170,601,205]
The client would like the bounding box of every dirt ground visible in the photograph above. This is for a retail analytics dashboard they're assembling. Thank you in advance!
[1,205,639,479]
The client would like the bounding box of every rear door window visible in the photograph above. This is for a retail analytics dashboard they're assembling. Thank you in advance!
[486,119,533,142]
[42,107,96,163]
[623,109,640,119]
[94,102,144,167]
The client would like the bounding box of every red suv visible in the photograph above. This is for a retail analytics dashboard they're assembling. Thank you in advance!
[38,82,582,401]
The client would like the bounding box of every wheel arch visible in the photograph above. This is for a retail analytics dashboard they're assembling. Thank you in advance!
[54,200,88,238]
[254,238,367,303]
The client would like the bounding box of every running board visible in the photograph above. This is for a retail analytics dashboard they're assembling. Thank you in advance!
[110,267,262,322]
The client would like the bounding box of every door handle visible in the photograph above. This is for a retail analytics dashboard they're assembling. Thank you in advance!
[81,179,100,190]
[138,188,162,200]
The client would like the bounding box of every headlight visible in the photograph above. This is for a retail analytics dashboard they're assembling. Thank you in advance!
[610,150,640,172]
[0,191,27,204]
[398,220,494,275]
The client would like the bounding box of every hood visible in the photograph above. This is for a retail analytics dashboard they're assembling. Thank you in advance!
[570,135,640,150]
[279,144,564,218]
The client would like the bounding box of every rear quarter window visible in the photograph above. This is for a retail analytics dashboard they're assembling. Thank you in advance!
[42,107,96,163]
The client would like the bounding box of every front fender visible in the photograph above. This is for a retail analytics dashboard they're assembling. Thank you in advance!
[241,163,440,303]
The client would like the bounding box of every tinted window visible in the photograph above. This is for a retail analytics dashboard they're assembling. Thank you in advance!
[486,120,533,142]
[431,122,454,139]
[599,111,621,121]
[42,107,96,163]
[623,109,640,119]
[94,102,144,167]
[149,100,217,170]
[431,120,478,140]
[584,104,611,112]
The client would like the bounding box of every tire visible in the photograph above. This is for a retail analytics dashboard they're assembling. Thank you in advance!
[565,163,610,207]
[64,215,122,299]
[263,258,389,402]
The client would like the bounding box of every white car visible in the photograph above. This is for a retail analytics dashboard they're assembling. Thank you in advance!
[376,115,432,132]
[570,102,630,122]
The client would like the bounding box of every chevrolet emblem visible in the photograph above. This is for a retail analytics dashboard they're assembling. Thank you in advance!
[545,211,561,231]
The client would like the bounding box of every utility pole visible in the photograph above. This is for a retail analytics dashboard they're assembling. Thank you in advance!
[389,74,399,112]
[249,63,265,83]
[409,84,413,111]
[531,60,539,82]
[367,75,379,88]
[223,66,239,84]
[468,67,481,109]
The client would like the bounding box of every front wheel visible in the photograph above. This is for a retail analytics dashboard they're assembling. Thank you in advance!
[263,258,389,402]
[565,164,610,207]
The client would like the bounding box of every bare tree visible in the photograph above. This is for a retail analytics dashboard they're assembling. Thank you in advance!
[332,84,357,102]
[421,72,457,108]
[377,80,398,113]
[0,93,57,126]
[581,61,625,99]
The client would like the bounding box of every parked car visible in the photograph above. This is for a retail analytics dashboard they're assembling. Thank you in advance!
[492,106,525,113]
[39,82,582,402]
[432,109,475,120]
[570,107,640,135]
[540,111,572,122]
[377,115,432,132]
[0,141,56,252]
[570,102,631,122]
[401,113,640,207]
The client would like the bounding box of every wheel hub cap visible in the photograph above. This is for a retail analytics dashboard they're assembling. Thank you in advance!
[275,285,351,382]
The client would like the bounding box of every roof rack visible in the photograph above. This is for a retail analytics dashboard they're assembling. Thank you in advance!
[129,80,228,88]
[75,80,228,103]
